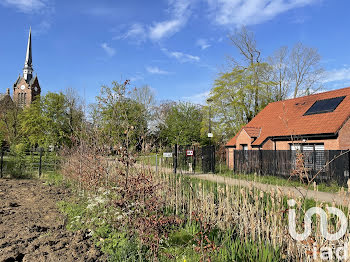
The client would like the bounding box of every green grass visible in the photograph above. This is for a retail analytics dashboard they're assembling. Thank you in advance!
[1,151,60,179]
[220,171,342,193]
[139,152,342,193]
[56,172,285,262]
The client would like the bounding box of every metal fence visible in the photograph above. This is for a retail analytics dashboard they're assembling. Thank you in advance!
[0,149,60,178]
[233,150,350,186]
[140,145,221,174]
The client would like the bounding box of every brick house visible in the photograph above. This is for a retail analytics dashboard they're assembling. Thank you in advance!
[226,87,350,169]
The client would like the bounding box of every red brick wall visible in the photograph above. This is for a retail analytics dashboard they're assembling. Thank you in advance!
[262,139,274,150]
[235,129,253,149]
[275,139,339,150]
[226,148,234,170]
[13,78,40,107]
[338,117,350,150]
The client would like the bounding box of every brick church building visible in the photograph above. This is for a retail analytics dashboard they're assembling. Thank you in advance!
[0,28,41,107]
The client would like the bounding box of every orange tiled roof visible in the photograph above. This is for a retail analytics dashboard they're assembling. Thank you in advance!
[243,127,261,137]
[226,87,350,147]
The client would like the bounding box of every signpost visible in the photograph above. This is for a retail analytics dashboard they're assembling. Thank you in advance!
[163,152,173,158]
[186,150,193,156]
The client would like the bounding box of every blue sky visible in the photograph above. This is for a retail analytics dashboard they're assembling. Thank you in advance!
[1,0,350,105]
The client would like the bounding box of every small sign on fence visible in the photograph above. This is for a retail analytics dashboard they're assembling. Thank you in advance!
[186,150,194,156]
[163,152,173,158]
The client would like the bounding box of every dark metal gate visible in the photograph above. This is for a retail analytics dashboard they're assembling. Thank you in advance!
[173,145,215,174]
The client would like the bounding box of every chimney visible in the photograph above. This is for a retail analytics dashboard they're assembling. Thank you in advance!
[6,88,10,95]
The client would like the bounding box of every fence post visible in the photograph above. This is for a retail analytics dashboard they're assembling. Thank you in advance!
[212,145,215,173]
[259,149,262,175]
[38,148,43,177]
[233,150,236,174]
[0,149,3,179]
[173,144,177,174]
[155,154,158,174]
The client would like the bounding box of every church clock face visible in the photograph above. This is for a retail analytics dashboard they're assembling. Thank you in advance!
[20,85,25,90]
[34,87,38,92]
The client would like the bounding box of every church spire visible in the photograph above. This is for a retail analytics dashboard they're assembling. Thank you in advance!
[23,27,33,82]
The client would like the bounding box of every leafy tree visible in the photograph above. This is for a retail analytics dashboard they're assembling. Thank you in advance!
[95,80,147,151]
[0,101,22,146]
[20,98,46,147]
[160,102,202,146]
[205,63,275,142]
[20,92,84,148]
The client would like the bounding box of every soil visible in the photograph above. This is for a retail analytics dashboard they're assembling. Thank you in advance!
[0,179,106,262]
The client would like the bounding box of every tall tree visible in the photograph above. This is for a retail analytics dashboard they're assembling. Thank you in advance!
[289,42,324,98]
[95,80,147,151]
[160,102,202,146]
[228,27,264,116]
[207,63,275,141]
[268,46,290,101]
[20,92,84,148]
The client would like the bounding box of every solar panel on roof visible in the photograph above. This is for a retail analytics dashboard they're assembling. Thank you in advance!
[304,96,346,116]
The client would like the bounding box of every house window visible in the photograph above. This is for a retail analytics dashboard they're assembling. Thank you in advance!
[290,143,325,171]
[241,144,248,160]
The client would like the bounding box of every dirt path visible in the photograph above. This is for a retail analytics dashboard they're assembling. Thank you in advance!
[191,174,350,206]
[0,179,105,262]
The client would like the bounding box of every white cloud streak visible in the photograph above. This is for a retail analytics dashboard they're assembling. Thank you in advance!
[207,0,317,26]
[149,0,191,41]
[183,91,210,105]
[146,66,171,75]
[101,43,116,57]
[162,48,200,63]
[323,67,350,83]
[196,38,211,50]
[116,23,147,43]
[1,0,47,13]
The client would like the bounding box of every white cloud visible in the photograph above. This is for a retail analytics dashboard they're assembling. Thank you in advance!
[149,19,184,41]
[101,43,116,57]
[146,66,171,75]
[149,0,191,41]
[323,67,350,83]
[1,0,47,13]
[162,48,200,63]
[32,19,51,35]
[207,0,317,26]
[196,38,211,50]
[183,91,210,105]
[116,23,147,43]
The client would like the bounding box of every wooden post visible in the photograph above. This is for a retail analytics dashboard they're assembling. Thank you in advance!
[39,148,43,177]
[0,150,4,179]
[173,144,177,174]
[155,154,158,174]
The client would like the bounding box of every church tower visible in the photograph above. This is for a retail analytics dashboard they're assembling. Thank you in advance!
[13,28,41,107]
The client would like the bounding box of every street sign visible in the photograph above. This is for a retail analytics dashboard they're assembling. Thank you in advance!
[186,150,194,156]
[163,152,173,158]
[207,133,213,138]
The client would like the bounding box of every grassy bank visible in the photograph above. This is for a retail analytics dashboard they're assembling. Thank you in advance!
[57,172,284,261]
[221,171,342,193]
